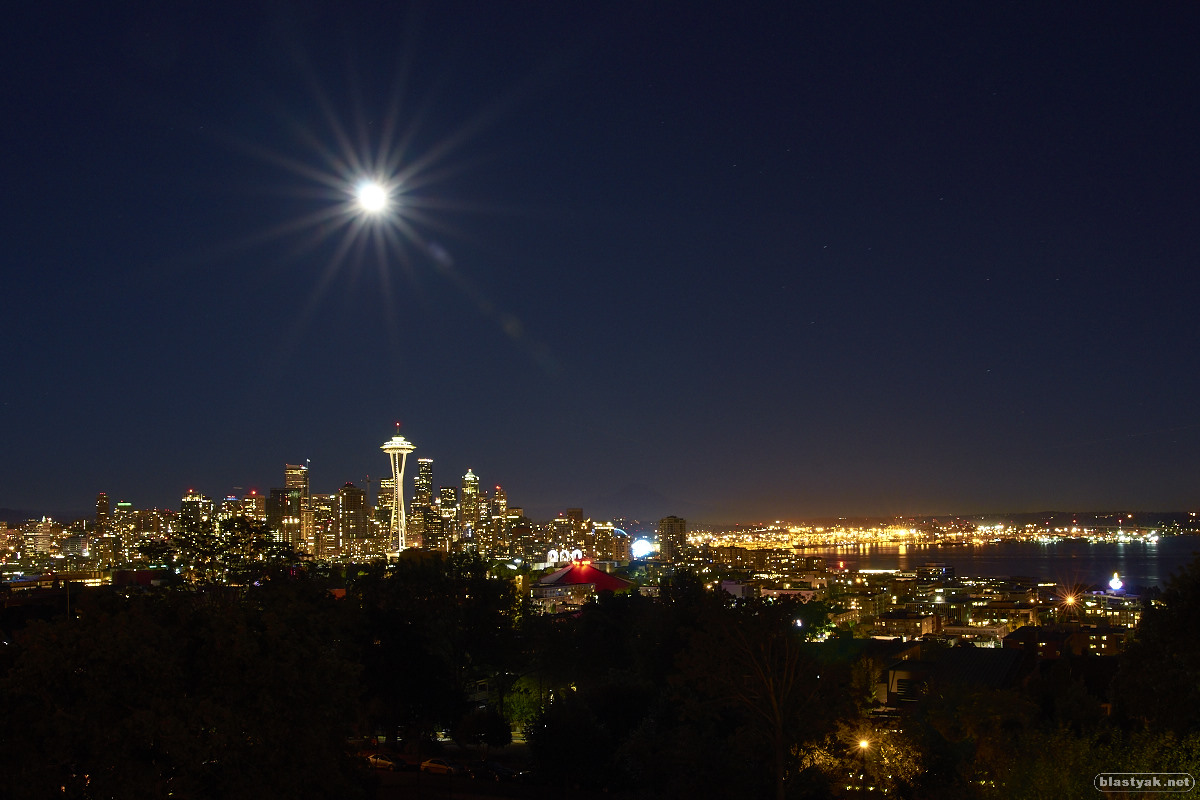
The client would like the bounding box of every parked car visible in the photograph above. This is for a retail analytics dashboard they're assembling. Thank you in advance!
[366,753,410,771]
[468,761,517,781]
[420,758,464,775]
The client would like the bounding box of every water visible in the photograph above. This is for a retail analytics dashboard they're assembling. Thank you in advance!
[800,535,1200,592]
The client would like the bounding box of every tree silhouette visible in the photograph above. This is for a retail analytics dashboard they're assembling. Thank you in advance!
[172,516,298,586]
[0,581,366,800]
[1113,553,1200,734]
[671,597,847,800]
[351,551,521,748]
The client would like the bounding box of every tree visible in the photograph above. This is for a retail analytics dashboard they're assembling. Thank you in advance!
[0,583,367,800]
[1112,553,1200,734]
[671,598,850,800]
[172,516,298,586]
[350,551,521,746]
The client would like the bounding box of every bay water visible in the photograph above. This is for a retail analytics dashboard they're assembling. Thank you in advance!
[799,535,1200,593]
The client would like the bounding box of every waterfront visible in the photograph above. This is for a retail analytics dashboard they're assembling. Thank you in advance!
[802,535,1200,592]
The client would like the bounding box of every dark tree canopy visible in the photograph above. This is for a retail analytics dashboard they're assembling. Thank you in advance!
[0,582,366,800]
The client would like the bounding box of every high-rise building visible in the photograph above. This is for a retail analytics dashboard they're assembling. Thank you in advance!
[218,496,244,521]
[551,515,579,552]
[180,492,214,533]
[424,507,446,552]
[414,458,434,508]
[399,459,430,548]
[95,492,110,536]
[461,469,480,531]
[284,463,309,498]
[307,494,336,558]
[377,478,395,520]
[266,488,302,548]
[565,508,587,550]
[591,521,615,560]
[336,482,369,546]
[113,501,135,560]
[612,529,632,562]
[242,490,266,521]
[27,519,60,555]
[659,515,688,563]
[438,486,458,515]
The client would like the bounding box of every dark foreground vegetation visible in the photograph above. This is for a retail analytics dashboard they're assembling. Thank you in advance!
[2,521,1200,799]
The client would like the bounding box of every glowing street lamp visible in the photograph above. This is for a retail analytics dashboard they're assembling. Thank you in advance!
[857,739,871,793]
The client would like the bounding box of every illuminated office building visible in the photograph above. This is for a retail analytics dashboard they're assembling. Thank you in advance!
[95,492,110,536]
[436,487,457,547]
[414,458,434,508]
[404,458,434,547]
[377,478,395,523]
[336,482,369,548]
[551,514,580,552]
[424,507,446,553]
[461,469,480,531]
[113,501,134,560]
[266,488,302,548]
[218,496,244,521]
[242,490,266,521]
[591,521,615,560]
[284,463,309,498]
[180,492,214,533]
[307,494,336,558]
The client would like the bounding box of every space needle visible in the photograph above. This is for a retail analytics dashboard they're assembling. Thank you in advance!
[381,424,416,553]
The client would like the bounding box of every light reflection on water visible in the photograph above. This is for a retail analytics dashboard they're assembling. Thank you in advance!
[799,536,1200,591]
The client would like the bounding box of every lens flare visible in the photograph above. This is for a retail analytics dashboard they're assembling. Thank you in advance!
[356,181,390,213]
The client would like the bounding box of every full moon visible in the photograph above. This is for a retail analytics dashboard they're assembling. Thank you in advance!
[356,181,389,213]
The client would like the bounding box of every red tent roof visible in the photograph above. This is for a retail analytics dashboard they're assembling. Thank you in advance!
[538,561,633,593]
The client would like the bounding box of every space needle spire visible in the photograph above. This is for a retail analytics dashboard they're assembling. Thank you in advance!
[380,423,416,553]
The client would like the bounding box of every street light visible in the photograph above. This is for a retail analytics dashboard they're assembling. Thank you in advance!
[858,739,871,793]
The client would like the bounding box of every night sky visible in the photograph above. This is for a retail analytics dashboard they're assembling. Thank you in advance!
[4,3,1199,523]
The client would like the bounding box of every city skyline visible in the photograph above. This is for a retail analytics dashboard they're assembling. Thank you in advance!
[4,4,1199,522]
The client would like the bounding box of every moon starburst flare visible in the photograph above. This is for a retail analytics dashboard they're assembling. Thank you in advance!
[356,181,391,214]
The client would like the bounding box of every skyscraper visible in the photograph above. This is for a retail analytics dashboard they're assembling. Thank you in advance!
[266,487,302,548]
[659,515,688,563]
[406,458,435,548]
[336,482,368,548]
[439,486,459,542]
[591,521,615,560]
[242,489,266,521]
[377,478,395,521]
[95,492,110,536]
[284,463,309,498]
[414,458,434,509]
[180,492,213,533]
[424,506,446,553]
[307,493,336,558]
[461,469,480,531]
